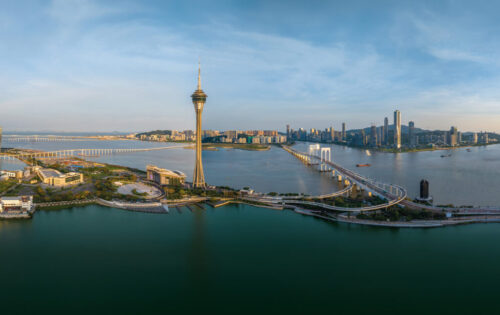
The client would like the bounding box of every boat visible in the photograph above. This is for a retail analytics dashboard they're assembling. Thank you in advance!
[356,164,371,167]
[466,149,472,152]
[365,150,372,156]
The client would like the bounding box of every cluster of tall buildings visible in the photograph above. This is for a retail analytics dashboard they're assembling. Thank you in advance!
[203,129,286,144]
[135,130,195,142]
[286,123,347,143]
[354,110,492,149]
[286,109,494,150]
[352,110,405,148]
[135,129,287,144]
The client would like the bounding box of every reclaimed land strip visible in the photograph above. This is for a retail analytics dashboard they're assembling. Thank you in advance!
[294,209,500,228]
[35,198,168,213]
[96,198,167,214]
[36,199,98,209]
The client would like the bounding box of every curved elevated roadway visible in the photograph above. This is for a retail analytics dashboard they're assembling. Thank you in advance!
[281,146,407,212]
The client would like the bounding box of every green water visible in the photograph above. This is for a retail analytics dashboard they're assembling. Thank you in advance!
[1,205,499,314]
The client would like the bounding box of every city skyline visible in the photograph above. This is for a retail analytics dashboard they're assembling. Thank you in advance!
[2,0,500,132]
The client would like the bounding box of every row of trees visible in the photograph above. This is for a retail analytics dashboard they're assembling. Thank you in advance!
[357,207,446,222]
[34,186,92,203]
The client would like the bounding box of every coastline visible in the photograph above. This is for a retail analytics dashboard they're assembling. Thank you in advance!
[7,196,500,229]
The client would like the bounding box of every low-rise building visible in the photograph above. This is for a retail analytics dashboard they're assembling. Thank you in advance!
[0,170,24,180]
[37,168,84,187]
[146,165,186,186]
[0,196,33,214]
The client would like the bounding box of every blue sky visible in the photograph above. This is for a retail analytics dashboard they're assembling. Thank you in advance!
[1,0,500,132]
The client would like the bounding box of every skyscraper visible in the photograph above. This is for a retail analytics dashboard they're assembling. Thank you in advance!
[377,126,383,146]
[393,110,401,149]
[384,117,389,145]
[370,125,377,147]
[0,126,2,153]
[472,132,478,144]
[191,64,207,188]
[330,126,335,142]
[448,126,458,146]
[409,121,415,147]
[342,123,346,141]
[482,132,489,144]
[286,124,290,140]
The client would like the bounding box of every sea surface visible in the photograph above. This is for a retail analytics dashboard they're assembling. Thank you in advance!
[1,137,500,314]
[1,204,500,314]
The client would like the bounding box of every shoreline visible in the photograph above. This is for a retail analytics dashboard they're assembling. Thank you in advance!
[7,198,500,229]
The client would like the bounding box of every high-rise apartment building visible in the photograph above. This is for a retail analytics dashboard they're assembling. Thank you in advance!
[448,126,458,146]
[377,126,383,146]
[482,132,489,144]
[384,117,389,145]
[409,121,415,147]
[342,123,346,141]
[370,125,377,147]
[472,133,478,144]
[393,110,401,149]
[361,130,367,146]
[299,128,307,141]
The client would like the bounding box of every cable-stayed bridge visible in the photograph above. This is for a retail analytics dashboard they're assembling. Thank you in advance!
[280,145,407,212]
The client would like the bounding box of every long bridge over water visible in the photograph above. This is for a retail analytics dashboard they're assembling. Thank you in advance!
[0,145,188,160]
[3,135,97,142]
[275,145,407,212]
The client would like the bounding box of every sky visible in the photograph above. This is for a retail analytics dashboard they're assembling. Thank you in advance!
[1,0,500,133]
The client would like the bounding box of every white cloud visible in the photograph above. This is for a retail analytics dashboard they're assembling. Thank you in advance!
[47,0,122,24]
[1,2,500,132]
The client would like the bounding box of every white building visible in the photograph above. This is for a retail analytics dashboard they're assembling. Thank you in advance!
[37,168,83,187]
[273,136,287,144]
[0,196,33,213]
[0,169,26,180]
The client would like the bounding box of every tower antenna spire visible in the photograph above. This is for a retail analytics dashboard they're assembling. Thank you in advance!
[197,58,201,90]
